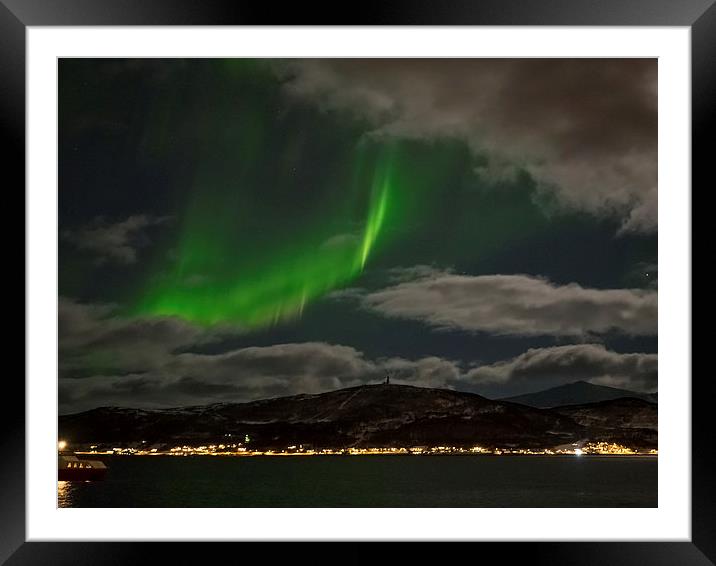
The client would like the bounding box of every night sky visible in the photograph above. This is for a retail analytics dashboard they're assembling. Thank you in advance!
[58,59,657,414]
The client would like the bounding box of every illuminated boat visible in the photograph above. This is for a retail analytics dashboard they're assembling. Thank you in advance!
[58,454,108,481]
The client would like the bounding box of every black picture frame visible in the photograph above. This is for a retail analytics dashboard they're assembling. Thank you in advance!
[5,1,709,564]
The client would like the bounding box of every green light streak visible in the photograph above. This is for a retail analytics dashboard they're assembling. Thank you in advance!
[135,147,396,327]
[359,173,390,270]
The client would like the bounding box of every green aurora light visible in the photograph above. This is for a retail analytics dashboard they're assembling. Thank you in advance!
[135,142,398,327]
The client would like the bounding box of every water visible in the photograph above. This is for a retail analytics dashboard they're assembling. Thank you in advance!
[58,454,657,508]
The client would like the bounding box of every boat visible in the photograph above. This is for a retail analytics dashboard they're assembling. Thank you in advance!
[58,454,108,481]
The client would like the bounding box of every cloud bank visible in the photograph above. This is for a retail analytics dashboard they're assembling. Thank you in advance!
[59,297,657,412]
[59,298,460,412]
[465,344,657,392]
[338,269,657,337]
[275,59,657,232]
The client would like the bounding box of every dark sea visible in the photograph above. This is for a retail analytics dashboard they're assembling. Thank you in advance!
[58,454,657,508]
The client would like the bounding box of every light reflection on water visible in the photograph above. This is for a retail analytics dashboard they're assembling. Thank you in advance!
[57,480,70,507]
[58,480,91,507]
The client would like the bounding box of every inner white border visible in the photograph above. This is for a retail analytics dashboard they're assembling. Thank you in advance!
[27,27,691,541]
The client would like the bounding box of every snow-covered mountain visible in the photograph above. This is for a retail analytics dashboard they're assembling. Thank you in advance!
[59,383,657,450]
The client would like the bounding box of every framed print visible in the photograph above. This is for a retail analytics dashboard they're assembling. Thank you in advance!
[5,0,711,564]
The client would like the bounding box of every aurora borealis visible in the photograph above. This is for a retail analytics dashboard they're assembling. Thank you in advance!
[134,140,396,327]
[59,58,658,413]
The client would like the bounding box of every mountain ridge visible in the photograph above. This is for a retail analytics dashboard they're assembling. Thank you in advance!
[501,380,657,408]
[59,383,657,450]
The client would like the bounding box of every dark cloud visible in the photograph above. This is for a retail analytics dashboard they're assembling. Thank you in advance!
[58,297,230,379]
[59,329,656,412]
[58,299,466,412]
[58,298,657,412]
[173,343,375,385]
[275,59,657,232]
[464,344,657,393]
[338,268,657,337]
[383,356,461,390]
[59,336,462,413]
[62,214,170,264]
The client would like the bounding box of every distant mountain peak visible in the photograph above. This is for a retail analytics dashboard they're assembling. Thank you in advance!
[501,381,657,409]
